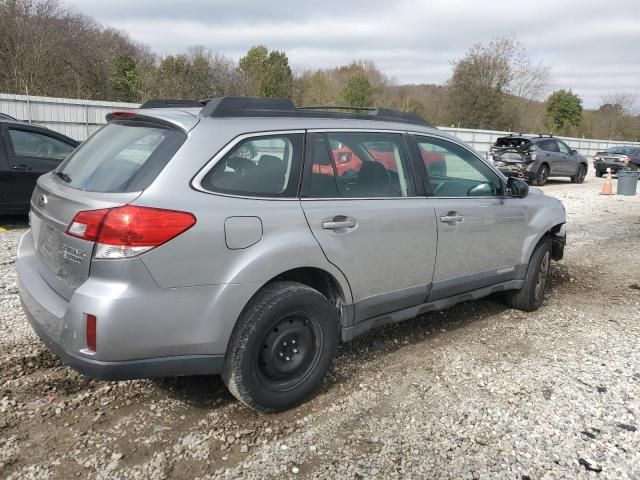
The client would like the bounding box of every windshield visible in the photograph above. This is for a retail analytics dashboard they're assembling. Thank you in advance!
[55,121,186,193]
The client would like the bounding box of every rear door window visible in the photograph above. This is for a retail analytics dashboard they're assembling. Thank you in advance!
[201,133,303,197]
[306,132,415,198]
[55,121,186,193]
[538,139,559,152]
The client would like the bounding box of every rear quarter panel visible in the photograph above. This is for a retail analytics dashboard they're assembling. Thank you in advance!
[129,122,353,335]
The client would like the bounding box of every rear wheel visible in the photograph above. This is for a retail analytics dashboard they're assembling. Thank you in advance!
[505,236,552,312]
[222,281,339,412]
[533,164,549,186]
[571,164,587,184]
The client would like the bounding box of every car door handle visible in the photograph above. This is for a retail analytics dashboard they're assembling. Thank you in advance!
[322,218,357,230]
[12,164,31,171]
[440,214,464,224]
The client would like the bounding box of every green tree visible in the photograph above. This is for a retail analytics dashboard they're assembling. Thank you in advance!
[259,51,293,98]
[340,73,373,107]
[110,54,141,102]
[238,45,269,95]
[239,46,293,98]
[544,89,582,133]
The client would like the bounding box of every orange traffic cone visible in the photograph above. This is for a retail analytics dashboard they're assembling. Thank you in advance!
[600,167,614,195]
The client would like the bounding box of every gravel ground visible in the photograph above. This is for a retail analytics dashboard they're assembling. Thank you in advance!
[1,173,639,479]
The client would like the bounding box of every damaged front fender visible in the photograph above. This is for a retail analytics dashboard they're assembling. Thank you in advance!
[550,223,566,261]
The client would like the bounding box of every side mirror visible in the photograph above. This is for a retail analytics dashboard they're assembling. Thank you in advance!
[570,149,577,155]
[507,177,529,198]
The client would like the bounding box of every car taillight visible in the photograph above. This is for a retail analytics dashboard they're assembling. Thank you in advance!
[67,209,110,241]
[67,206,196,258]
[111,110,137,118]
[86,314,97,351]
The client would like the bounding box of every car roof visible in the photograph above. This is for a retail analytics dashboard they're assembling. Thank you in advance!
[129,107,459,143]
[0,118,79,143]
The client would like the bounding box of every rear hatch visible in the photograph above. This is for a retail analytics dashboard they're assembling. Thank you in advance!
[490,137,534,166]
[597,148,635,164]
[30,118,188,300]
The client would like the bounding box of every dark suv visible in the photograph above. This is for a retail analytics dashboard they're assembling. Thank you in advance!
[490,135,588,186]
[0,117,79,214]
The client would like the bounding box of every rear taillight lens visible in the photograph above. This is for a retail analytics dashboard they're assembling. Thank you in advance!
[86,314,97,351]
[67,206,196,259]
[67,209,110,241]
[111,110,137,118]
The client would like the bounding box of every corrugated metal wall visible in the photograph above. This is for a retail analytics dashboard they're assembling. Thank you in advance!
[0,93,139,141]
[1,93,639,157]
[439,127,640,159]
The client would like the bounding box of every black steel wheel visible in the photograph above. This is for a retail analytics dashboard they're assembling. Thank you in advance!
[257,313,323,392]
[222,281,339,412]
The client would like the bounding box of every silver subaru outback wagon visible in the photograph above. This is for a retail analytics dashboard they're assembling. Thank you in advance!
[17,97,566,411]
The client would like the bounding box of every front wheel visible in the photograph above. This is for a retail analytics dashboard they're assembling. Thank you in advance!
[222,281,339,412]
[533,164,549,186]
[571,164,587,184]
[505,237,552,312]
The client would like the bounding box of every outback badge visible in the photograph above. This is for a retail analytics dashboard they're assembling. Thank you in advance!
[61,245,86,264]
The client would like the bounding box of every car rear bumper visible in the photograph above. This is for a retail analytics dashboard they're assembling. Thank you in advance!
[594,162,625,173]
[16,230,248,379]
[23,308,224,380]
[497,166,536,181]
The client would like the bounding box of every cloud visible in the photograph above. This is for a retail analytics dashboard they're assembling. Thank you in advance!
[66,0,640,108]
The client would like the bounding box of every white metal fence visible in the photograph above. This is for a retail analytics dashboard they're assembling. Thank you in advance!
[0,93,138,141]
[439,127,640,159]
[1,93,639,157]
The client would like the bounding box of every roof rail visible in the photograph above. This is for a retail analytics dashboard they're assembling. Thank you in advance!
[140,99,206,109]
[537,133,554,138]
[199,97,432,127]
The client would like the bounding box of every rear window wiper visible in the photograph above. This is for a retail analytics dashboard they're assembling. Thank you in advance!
[53,170,72,183]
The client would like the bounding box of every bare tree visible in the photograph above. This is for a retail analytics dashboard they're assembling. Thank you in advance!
[446,37,551,129]
[601,93,637,115]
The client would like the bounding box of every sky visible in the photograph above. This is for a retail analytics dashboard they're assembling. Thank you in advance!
[66,0,640,109]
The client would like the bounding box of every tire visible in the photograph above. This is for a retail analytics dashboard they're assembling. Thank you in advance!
[595,169,603,178]
[571,164,587,184]
[533,164,549,186]
[222,281,339,412]
[505,236,552,312]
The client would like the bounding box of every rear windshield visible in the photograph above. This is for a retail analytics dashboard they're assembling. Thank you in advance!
[605,146,635,155]
[493,137,533,150]
[54,121,186,192]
